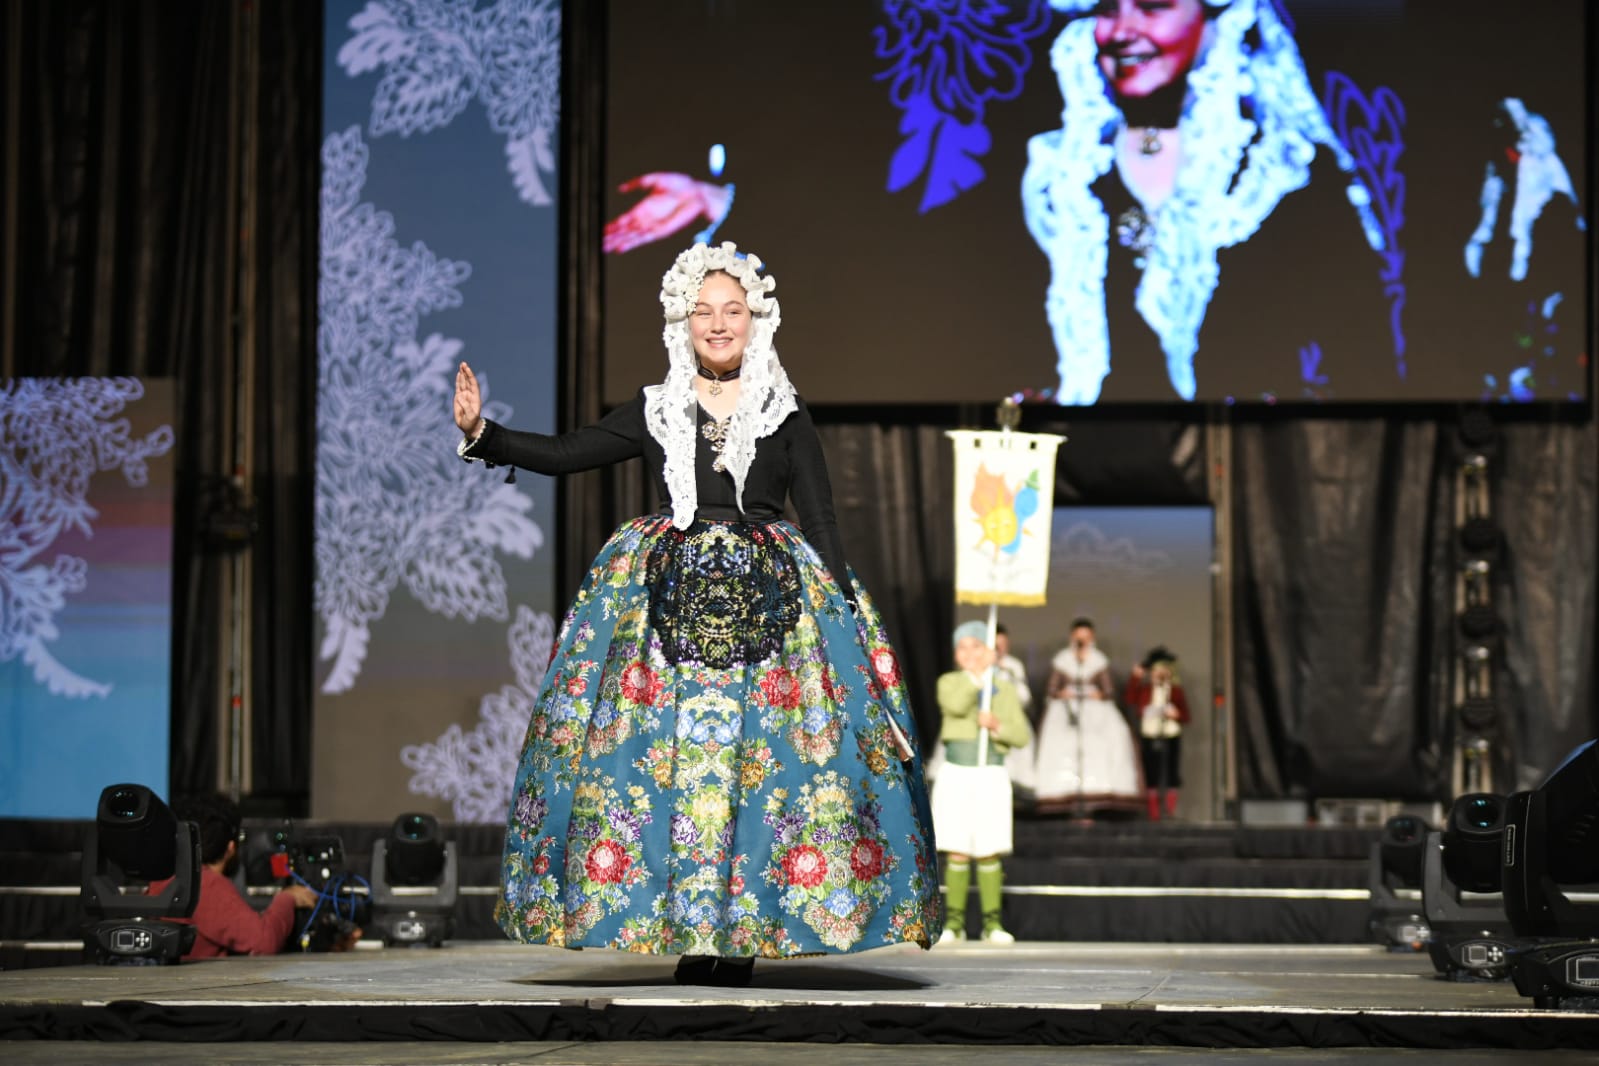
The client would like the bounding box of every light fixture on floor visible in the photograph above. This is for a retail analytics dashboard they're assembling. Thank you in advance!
[370,812,457,947]
[1503,739,1599,1008]
[1422,792,1517,981]
[1367,814,1431,951]
[80,784,200,964]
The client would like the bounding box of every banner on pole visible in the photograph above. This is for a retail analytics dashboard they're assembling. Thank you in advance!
[947,430,1066,606]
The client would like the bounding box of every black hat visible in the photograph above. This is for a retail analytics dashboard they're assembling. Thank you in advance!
[1142,646,1178,670]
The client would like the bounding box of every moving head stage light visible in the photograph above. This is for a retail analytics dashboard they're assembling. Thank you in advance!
[1422,792,1517,981]
[1503,739,1599,1008]
[1367,814,1431,951]
[81,784,200,964]
[370,812,458,947]
[1503,739,1599,938]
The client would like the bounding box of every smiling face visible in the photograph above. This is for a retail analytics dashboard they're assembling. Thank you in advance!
[1094,0,1210,101]
[689,271,752,373]
[955,635,993,675]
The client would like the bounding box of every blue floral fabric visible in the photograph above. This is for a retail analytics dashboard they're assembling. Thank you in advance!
[494,516,942,957]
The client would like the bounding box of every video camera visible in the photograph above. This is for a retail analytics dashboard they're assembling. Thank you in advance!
[253,823,369,952]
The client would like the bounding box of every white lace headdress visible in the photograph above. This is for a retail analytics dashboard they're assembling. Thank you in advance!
[644,240,797,529]
[1025,0,1381,402]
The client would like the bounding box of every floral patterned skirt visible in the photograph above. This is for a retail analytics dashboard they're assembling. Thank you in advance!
[494,516,941,957]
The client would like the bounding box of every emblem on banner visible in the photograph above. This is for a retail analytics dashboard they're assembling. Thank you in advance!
[947,430,1066,607]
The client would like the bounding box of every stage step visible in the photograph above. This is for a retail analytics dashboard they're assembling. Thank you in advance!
[1,818,1383,967]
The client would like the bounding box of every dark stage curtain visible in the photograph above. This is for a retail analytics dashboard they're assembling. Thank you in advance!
[241,2,321,807]
[1493,420,1598,789]
[3,0,321,803]
[818,423,957,746]
[1231,418,1449,798]
[555,0,618,602]
[1039,415,1210,506]
[1231,415,1597,799]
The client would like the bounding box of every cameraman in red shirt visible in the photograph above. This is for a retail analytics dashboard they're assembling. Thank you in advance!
[149,794,316,958]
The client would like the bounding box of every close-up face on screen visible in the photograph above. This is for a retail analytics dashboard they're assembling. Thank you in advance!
[602,0,1591,407]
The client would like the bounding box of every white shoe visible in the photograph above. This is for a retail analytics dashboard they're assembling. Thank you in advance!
[937,927,960,945]
[981,927,1015,945]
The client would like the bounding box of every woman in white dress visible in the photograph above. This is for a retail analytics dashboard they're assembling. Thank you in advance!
[1032,618,1142,815]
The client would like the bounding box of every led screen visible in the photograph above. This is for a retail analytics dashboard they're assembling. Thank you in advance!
[314,0,563,821]
[0,378,175,818]
[603,0,1589,405]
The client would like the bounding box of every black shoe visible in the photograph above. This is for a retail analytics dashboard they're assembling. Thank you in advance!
[673,954,717,985]
[708,957,754,988]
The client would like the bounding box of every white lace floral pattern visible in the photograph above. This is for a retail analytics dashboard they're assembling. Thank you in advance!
[336,0,562,207]
[399,604,554,822]
[316,126,543,693]
[0,378,174,698]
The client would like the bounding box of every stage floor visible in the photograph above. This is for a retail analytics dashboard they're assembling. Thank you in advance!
[4,940,1598,1058]
[2,1040,1596,1066]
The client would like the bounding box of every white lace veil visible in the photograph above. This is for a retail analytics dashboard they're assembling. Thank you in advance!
[644,241,798,529]
[1025,0,1381,401]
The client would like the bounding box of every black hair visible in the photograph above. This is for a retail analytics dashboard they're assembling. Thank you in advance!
[1070,617,1095,631]
[171,793,242,865]
[995,623,1009,636]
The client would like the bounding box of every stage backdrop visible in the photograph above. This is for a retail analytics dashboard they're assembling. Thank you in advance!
[313,0,563,822]
[0,379,176,818]
[960,505,1216,818]
[602,0,1589,406]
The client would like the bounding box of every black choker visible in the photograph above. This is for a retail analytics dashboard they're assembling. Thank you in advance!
[696,363,741,396]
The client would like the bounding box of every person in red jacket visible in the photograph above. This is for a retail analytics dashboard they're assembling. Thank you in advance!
[1124,647,1191,821]
[150,794,315,958]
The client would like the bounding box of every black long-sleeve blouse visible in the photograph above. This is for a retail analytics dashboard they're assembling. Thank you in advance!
[462,390,851,584]
[1094,149,1397,402]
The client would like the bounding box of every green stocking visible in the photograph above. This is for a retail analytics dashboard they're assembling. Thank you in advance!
[977,858,1005,932]
[943,858,971,934]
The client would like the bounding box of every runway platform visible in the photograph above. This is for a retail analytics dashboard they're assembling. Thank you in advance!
[3,941,1597,1055]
